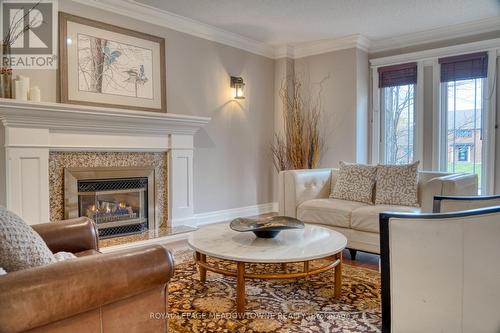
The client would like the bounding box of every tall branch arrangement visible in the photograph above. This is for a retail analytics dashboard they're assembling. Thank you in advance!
[271,77,324,171]
[1,1,41,59]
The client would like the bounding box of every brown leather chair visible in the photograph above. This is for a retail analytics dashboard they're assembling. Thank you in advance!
[0,218,174,333]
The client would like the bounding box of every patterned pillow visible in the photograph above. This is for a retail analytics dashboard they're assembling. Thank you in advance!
[331,161,377,204]
[375,161,420,207]
[0,207,55,272]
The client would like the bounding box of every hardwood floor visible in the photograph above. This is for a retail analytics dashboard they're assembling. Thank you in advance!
[341,249,379,271]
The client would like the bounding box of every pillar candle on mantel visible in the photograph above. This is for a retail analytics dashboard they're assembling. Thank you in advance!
[29,86,41,102]
[14,76,29,100]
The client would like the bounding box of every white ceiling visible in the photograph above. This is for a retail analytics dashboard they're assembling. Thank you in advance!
[136,0,500,46]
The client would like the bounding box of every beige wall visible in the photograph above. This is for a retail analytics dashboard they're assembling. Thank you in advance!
[21,1,275,213]
[13,0,500,213]
[355,49,370,163]
[272,57,295,199]
[292,48,369,168]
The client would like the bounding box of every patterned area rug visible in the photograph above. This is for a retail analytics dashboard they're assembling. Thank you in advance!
[168,249,381,333]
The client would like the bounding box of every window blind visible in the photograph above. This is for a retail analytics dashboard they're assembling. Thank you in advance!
[378,62,417,88]
[439,52,488,82]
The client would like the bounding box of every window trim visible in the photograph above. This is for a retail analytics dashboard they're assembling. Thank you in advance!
[436,51,497,194]
[371,40,499,195]
[371,63,423,166]
[484,50,497,194]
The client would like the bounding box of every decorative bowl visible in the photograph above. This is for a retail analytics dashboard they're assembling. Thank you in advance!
[230,216,304,238]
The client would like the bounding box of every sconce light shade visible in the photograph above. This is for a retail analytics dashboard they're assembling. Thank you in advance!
[230,76,245,99]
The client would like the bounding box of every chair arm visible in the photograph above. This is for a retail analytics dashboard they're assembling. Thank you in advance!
[433,194,500,213]
[0,245,174,333]
[420,173,478,213]
[32,217,99,253]
[278,169,332,217]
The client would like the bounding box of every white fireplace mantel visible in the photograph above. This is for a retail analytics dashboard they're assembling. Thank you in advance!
[0,98,210,226]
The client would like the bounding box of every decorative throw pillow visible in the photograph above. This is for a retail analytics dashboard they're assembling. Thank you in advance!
[331,161,377,204]
[54,251,77,261]
[0,207,55,272]
[375,161,420,207]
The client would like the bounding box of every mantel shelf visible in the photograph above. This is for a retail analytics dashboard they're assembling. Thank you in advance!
[0,98,210,135]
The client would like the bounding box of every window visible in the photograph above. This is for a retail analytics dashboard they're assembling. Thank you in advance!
[455,144,470,162]
[378,63,417,164]
[455,129,472,138]
[439,52,488,193]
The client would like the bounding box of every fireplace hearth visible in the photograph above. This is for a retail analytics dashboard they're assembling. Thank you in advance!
[64,167,155,239]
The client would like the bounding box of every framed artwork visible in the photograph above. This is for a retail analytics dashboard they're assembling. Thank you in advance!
[59,13,166,112]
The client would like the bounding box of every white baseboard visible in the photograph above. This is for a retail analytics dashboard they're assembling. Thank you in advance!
[194,202,278,226]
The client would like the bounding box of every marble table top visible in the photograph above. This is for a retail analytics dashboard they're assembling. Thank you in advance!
[188,223,347,263]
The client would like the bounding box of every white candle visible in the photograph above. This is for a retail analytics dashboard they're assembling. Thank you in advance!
[14,79,28,100]
[20,76,30,90]
[29,86,41,102]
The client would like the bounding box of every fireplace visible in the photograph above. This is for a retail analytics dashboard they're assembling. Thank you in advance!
[0,99,209,228]
[64,167,155,239]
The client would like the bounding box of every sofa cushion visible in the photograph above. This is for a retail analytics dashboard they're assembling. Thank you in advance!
[351,205,421,233]
[297,198,368,228]
[375,161,420,207]
[330,161,377,204]
[0,208,55,272]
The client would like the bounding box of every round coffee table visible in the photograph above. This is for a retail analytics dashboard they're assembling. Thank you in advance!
[188,223,347,314]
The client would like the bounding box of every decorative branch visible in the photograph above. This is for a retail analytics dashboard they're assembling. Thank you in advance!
[1,1,42,57]
[271,76,325,171]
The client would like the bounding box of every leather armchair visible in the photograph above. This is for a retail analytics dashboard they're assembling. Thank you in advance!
[379,206,500,333]
[0,218,174,333]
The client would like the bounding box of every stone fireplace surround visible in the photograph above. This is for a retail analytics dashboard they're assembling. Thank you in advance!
[50,152,167,229]
[0,99,210,229]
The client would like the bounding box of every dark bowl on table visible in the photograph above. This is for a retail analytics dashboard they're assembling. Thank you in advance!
[229,216,304,238]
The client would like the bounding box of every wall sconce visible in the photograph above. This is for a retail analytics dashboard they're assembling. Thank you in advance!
[230,76,245,99]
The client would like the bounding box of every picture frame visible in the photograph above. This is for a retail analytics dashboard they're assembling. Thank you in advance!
[59,12,166,113]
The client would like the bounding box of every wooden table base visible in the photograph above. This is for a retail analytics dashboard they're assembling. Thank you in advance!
[194,251,342,314]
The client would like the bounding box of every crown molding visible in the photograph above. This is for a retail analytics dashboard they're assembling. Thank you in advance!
[70,0,500,59]
[370,38,500,67]
[281,34,371,59]
[70,0,276,58]
[369,16,500,53]
[274,45,295,59]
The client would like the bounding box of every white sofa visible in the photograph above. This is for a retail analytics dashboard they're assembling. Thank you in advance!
[278,168,478,255]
